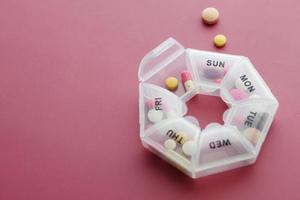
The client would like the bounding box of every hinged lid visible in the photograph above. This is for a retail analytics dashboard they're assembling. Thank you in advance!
[138,38,185,81]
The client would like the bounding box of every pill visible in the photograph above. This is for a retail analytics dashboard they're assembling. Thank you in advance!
[166,130,187,144]
[162,103,177,118]
[233,115,246,129]
[147,109,163,123]
[204,68,224,79]
[249,94,261,99]
[214,34,227,48]
[243,128,261,145]
[201,7,219,25]
[214,78,222,84]
[164,139,177,150]
[235,78,248,92]
[146,99,155,109]
[230,88,248,101]
[181,71,195,91]
[165,77,179,91]
[244,111,269,131]
[182,141,196,156]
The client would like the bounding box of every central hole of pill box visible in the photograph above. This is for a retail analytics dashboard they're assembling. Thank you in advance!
[186,95,228,128]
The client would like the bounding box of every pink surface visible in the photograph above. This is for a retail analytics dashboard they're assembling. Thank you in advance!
[0,0,299,199]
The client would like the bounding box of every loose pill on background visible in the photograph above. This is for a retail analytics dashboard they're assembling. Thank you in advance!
[165,77,179,91]
[214,34,227,48]
[182,141,196,156]
[164,139,177,150]
[201,7,219,25]
[230,88,248,101]
[147,109,163,123]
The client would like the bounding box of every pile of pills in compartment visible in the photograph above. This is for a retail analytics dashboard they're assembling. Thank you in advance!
[138,37,279,178]
[165,71,195,92]
[145,97,196,157]
[230,74,260,101]
[164,130,196,157]
[234,111,270,145]
[138,5,279,177]
[146,98,178,124]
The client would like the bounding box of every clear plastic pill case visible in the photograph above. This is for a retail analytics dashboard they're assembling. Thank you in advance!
[138,38,279,178]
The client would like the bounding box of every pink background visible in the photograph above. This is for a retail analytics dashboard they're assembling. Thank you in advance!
[0,0,299,199]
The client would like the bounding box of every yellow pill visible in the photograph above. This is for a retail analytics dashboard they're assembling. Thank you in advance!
[201,7,219,25]
[165,77,179,91]
[214,34,227,48]
[243,128,261,145]
[175,132,188,145]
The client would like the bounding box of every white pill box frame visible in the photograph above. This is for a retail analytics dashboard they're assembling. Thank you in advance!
[138,38,279,178]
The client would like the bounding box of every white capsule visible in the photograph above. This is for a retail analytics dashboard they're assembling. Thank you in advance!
[182,141,196,156]
[164,139,177,150]
[184,80,195,91]
[147,109,163,123]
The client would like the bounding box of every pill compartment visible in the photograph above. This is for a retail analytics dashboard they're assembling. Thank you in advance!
[188,49,243,95]
[138,38,198,102]
[141,117,201,175]
[194,125,255,177]
[139,83,187,134]
[223,98,278,151]
[220,58,275,106]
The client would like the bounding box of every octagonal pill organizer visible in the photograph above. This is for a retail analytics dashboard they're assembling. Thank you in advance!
[138,38,279,178]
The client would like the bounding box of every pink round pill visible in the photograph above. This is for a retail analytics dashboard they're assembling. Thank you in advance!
[146,99,155,109]
[230,88,248,101]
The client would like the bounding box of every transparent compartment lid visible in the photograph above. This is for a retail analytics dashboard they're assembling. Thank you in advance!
[223,98,278,151]
[194,125,255,170]
[138,38,185,82]
[188,49,243,93]
[142,117,201,170]
[220,58,277,106]
[139,83,188,136]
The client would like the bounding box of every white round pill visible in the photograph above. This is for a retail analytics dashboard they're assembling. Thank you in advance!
[147,109,163,123]
[201,7,219,25]
[235,78,247,92]
[182,141,196,156]
[164,139,177,150]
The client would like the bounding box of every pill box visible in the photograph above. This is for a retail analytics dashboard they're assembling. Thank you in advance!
[138,38,279,178]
